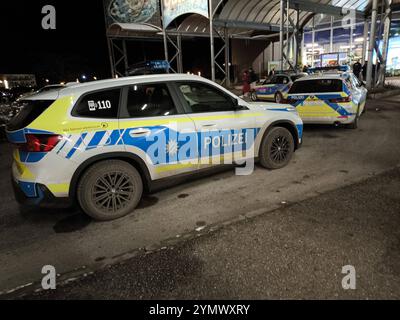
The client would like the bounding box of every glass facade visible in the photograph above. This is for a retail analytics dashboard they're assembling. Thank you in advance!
[303,18,400,75]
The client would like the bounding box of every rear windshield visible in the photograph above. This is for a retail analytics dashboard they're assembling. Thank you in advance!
[6,100,54,131]
[289,79,343,94]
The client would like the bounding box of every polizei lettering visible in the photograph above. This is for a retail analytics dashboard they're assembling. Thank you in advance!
[204,132,247,149]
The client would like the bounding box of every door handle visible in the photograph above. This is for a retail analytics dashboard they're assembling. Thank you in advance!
[202,123,217,128]
[129,128,151,137]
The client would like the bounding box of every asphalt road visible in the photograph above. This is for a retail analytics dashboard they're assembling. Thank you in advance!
[1,96,400,298]
[26,167,400,299]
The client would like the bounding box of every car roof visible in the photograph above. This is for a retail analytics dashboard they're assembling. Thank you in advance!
[295,73,347,81]
[21,74,225,101]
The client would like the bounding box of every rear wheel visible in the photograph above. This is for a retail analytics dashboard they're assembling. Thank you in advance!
[275,92,283,103]
[77,160,143,221]
[259,127,295,169]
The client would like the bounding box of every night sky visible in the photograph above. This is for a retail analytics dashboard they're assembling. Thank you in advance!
[1,0,111,84]
[0,0,213,86]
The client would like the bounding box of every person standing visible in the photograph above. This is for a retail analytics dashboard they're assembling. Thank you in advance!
[362,61,368,81]
[249,67,258,90]
[269,68,275,77]
[242,70,250,97]
[353,59,362,79]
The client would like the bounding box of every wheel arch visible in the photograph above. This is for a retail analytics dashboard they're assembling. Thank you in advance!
[69,152,152,201]
[255,120,300,156]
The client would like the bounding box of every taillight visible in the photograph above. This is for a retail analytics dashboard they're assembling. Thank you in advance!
[18,134,62,152]
[328,96,352,103]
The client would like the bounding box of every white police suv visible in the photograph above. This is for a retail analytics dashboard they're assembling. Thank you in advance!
[7,74,303,220]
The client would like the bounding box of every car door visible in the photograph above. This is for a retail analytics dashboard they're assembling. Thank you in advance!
[173,81,256,168]
[119,82,198,180]
[256,76,279,100]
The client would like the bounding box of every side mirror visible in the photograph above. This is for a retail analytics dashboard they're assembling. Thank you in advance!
[233,99,248,111]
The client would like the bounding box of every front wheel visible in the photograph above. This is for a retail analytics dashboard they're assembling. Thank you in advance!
[259,127,295,169]
[77,160,143,221]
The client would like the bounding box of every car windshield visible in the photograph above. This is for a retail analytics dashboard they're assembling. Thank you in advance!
[289,79,343,94]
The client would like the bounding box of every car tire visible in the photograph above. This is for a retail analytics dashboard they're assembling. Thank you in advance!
[250,91,258,101]
[259,127,295,170]
[77,160,143,221]
[275,92,283,103]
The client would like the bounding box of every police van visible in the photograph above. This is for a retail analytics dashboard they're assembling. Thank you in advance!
[286,69,367,128]
[7,74,303,220]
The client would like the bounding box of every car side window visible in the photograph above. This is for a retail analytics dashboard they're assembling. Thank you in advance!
[275,76,287,84]
[177,82,236,113]
[269,76,278,84]
[72,88,121,118]
[123,83,177,118]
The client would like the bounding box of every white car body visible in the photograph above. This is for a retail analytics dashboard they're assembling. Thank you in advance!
[6,74,303,215]
[286,72,367,126]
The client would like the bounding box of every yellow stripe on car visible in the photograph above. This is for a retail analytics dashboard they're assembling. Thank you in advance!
[47,183,70,194]
[13,150,35,180]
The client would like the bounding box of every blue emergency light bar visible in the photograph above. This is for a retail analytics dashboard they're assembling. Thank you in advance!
[128,60,170,75]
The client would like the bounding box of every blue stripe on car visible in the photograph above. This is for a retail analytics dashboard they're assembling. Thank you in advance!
[66,133,87,159]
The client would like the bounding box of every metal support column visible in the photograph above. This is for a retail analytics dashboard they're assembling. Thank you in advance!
[295,7,301,68]
[378,0,392,87]
[160,0,169,73]
[286,0,290,63]
[122,40,129,76]
[311,16,315,67]
[349,24,353,57]
[224,27,231,87]
[362,19,369,65]
[330,16,334,53]
[107,38,116,78]
[209,0,215,82]
[177,33,183,73]
[109,39,129,77]
[279,0,285,70]
[366,0,378,89]
[163,34,183,73]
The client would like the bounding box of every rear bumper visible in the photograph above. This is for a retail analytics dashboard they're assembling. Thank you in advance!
[12,177,71,207]
[301,114,356,125]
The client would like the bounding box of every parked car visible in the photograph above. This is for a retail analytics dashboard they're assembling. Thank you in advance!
[285,71,367,129]
[250,73,307,103]
[6,74,303,220]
